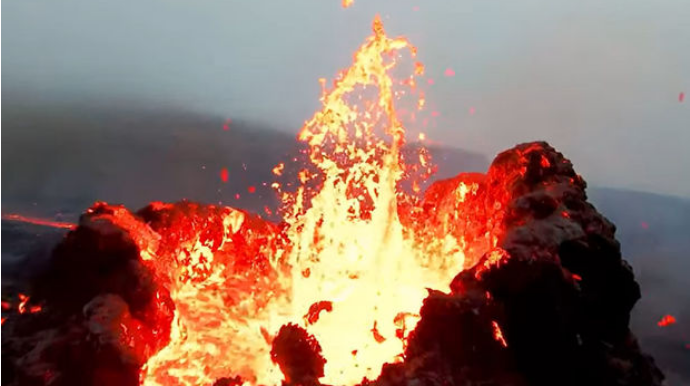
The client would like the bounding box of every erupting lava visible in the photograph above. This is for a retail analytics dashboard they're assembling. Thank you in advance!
[1,10,667,386]
[138,16,471,386]
[279,15,461,384]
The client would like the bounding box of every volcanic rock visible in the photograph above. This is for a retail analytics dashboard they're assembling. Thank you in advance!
[378,142,663,386]
[271,324,326,386]
[1,142,663,386]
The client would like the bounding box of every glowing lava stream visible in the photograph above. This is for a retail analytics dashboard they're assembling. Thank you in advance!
[1,213,76,230]
[141,16,466,386]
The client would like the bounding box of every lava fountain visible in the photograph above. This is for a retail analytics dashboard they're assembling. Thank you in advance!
[2,10,664,386]
[139,16,470,386]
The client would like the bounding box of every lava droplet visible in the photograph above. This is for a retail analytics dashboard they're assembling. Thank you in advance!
[220,168,229,183]
[658,314,676,327]
[444,68,455,77]
[680,92,685,103]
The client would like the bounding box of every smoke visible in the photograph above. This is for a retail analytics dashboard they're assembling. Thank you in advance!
[3,0,689,196]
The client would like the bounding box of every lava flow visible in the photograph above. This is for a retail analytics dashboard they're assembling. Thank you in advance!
[2,213,77,230]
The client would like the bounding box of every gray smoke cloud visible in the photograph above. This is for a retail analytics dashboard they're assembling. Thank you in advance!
[3,0,690,196]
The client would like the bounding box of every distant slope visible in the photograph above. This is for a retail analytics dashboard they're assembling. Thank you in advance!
[1,101,297,217]
[588,188,690,385]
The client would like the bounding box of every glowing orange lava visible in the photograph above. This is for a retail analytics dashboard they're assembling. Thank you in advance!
[1,293,43,326]
[492,320,508,347]
[279,15,462,384]
[133,16,476,386]
[2,213,76,230]
[657,315,676,327]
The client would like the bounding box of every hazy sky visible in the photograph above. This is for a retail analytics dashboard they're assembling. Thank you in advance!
[3,0,689,197]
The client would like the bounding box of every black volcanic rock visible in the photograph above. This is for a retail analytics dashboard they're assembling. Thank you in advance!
[1,207,175,386]
[271,324,326,386]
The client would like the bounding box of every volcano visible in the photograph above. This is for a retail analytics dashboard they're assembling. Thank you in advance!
[1,16,664,386]
[1,141,664,386]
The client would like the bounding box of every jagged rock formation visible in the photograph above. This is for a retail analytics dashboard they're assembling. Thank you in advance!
[375,142,663,386]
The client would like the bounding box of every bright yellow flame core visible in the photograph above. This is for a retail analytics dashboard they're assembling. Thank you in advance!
[283,15,463,384]
[141,17,465,386]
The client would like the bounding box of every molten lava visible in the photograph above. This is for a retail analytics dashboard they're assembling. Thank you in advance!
[2,213,76,230]
[1,7,667,386]
[279,15,461,384]
[657,315,676,327]
[130,16,477,386]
